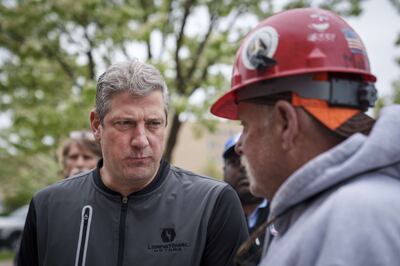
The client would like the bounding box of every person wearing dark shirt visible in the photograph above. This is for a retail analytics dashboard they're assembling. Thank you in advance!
[17,59,248,266]
[222,134,269,265]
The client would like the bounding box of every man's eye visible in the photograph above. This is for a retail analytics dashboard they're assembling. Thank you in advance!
[147,120,163,128]
[114,121,133,129]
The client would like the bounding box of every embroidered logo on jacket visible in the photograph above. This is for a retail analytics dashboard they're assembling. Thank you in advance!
[147,227,190,253]
[161,228,176,242]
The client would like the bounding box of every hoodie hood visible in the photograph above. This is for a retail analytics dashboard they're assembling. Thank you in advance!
[269,105,400,221]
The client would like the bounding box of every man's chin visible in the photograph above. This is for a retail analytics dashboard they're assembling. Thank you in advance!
[249,183,265,199]
[125,167,150,177]
[123,165,158,180]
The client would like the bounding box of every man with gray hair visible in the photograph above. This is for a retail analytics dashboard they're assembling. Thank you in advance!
[18,59,248,266]
[211,8,400,266]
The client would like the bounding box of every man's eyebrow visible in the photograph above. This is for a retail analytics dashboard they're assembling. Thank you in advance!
[111,117,135,122]
[147,117,164,121]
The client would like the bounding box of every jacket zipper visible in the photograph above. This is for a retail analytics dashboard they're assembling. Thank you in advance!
[75,205,93,266]
[117,196,128,266]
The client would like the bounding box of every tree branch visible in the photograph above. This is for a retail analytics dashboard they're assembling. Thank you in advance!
[164,112,182,162]
[224,7,246,34]
[102,52,112,67]
[159,0,173,60]
[186,13,218,81]
[138,0,153,60]
[175,0,194,93]
[42,44,76,81]
[40,26,79,88]
[84,30,96,80]
[146,38,153,60]
[189,59,215,95]
[121,43,132,60]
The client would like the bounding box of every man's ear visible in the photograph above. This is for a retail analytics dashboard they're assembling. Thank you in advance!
[274,100,299,150]
[90,110,102,142]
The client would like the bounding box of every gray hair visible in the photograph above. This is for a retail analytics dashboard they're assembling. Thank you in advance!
[95,59,169,123]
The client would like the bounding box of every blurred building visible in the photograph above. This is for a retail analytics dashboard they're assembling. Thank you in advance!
[171,121,241,179]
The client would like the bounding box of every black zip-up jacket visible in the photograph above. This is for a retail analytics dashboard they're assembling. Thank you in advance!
[18,159,249,266]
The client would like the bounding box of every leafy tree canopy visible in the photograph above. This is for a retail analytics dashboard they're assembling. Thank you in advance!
[0,0,367,210]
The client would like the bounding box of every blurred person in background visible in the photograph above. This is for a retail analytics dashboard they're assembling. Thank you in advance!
[211,7,400,266]
[13,131,102,265]
[222,133,269,264]
[58,131,102,178]
[17,59,248,266]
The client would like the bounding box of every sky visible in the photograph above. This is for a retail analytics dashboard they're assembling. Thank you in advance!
[346,0,400,99]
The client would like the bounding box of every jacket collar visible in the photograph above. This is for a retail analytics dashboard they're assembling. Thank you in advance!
[93,158,170,197]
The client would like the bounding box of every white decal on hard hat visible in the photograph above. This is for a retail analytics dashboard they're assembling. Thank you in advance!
[307,12,335,42]
[241,26,279,70]
[308,13,330,32]
[307,32,336,42]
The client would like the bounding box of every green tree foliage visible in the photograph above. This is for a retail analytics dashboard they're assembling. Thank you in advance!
[0,0,365,209]
[374,0,400,115]
[389,0,400,104]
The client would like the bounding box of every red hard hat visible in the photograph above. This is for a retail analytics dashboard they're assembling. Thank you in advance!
[211,8,377,121]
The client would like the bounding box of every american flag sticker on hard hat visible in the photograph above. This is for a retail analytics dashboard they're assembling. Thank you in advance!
[342,28,366,55]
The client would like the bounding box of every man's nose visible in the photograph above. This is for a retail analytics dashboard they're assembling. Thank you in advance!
[130,125,149,149]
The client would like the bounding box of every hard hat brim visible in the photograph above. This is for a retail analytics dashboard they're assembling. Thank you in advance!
[210,89,240,120]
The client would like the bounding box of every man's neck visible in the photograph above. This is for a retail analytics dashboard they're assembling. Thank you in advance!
[99,167,156,197]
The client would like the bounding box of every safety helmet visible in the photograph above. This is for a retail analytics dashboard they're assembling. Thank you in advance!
[211,8,377,132]
[223,133,241,159]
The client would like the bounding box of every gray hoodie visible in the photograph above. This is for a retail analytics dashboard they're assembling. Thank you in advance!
[260,105,400,266]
